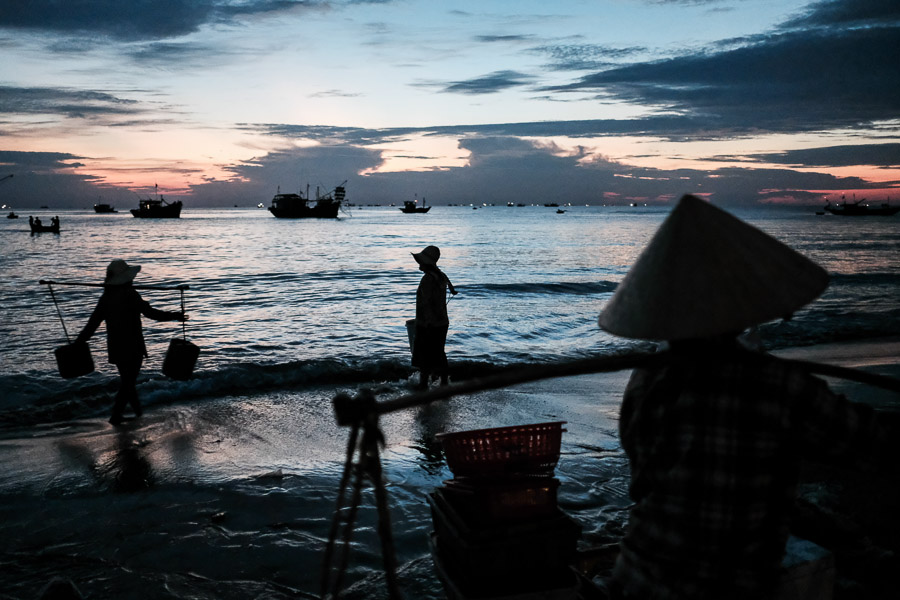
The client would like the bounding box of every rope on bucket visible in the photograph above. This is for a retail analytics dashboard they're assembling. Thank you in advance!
[46,283,71,343]
[180,287,187,340]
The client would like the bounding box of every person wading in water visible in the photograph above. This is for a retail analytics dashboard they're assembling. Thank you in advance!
[411,245,457,390]
[76,259,186,424]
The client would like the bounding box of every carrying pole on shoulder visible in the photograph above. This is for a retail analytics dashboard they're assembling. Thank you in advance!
[39,279,189,291]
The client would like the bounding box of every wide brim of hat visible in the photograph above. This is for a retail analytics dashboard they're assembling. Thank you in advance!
[105,264,141,285]
[412,251,436,266]
[598,195,828,341]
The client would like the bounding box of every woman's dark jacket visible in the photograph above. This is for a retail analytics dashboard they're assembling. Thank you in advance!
[77,285,181,365]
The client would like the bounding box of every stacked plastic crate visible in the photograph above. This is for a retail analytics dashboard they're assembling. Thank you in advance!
[429,422,582,600]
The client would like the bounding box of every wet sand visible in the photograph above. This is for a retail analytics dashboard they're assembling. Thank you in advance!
[0,338,897,599]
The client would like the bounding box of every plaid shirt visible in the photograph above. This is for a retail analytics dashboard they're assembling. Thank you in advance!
[612,341,889,599]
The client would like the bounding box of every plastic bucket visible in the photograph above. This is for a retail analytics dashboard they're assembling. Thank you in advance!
[406,319,416,354]
[162,338,200,381]
[55,341,95,379]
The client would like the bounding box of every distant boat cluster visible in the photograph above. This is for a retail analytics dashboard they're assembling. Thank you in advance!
[12,182,900,226]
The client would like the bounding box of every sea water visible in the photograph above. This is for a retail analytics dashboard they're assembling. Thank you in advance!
[0,204,898,598]
[3,204,898,416]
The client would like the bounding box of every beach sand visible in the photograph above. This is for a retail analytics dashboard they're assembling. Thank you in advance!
[1,338,897,599]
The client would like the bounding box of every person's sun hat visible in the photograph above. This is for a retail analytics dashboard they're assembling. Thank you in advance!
[105,259,141,285]
[412,245,441,266]
[598,194,829,341]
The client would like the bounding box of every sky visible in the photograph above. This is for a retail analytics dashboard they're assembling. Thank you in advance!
[1,0,898,208]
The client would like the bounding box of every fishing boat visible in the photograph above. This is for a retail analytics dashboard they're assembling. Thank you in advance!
[400,196,430,213]
[93,203,117,213]
[131,197,182,218]
[823,198,899,216]
[130,184,182,218]
[29,216,60,233]
[6,211,18,219]
[268,182,346,219]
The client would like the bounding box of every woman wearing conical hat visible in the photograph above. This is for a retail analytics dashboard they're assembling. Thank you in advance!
[76,259,186,425]
[599,195,894,599]
[410,245,457,390]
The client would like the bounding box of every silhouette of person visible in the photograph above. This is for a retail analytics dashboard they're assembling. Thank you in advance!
[51,215,59,228]
[33,216,42,228]
[411,245,457,389]
[597,195,896,599]
[76,259,185,424]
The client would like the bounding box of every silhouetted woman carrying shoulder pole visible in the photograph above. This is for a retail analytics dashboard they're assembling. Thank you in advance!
[411,245,457,390]
[76,259,185,424]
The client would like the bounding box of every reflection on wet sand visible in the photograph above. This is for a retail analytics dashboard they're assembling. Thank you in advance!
[93,430,154,492]
[413,402,452,476]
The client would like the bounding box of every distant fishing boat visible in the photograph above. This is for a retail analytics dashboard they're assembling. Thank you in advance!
[268,181,346,218]
[93,203,117,213]
[823,197,899,217]
[131,186,182,218]
[400,195,430,213]
[29,216,60,233]
[6,211,18,219]
[131,197,182,218]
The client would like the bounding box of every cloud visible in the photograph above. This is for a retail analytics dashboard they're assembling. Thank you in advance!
[307,89,363,99]
[124,41,235,67]
[191,135,888,208]
[187,144,383,205]
[0,150,87,169]
[4,131,892,209]
[0,85,143,119]
[0,150,129,208]
[0,0,324,42]
[531,43,648,72]
[248,114,768,147]
[781,0,900,29]
[0,0,217,41]
[435,70,535,95]
[473,34,535,43]
[724,143,900,168]
[550,25,900,135]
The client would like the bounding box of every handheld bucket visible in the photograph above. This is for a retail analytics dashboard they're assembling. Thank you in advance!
[55,341,95,379]
[406,318,416,354]
[162,337,200,381]
[45,283,94,378]
[162,287,199,380]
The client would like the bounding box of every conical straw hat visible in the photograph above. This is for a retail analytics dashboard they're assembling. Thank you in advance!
[598,195,828,341]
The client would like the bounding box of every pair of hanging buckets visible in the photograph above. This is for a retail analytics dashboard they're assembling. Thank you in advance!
[55,337,199,381]
[55,337,199,380]
[48,281,199,381]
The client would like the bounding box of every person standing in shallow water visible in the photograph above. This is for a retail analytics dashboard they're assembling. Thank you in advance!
[597,195,897,600]
[411,245,457,389]
[76,259,185,425]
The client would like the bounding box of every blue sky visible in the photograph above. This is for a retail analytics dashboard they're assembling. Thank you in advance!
[1,0,898,208]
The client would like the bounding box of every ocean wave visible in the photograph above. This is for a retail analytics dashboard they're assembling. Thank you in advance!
[0,356,513,428]
[463,281,617,297]
[1,322,894,430]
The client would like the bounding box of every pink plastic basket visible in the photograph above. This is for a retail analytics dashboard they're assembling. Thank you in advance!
[436,422,566,479]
